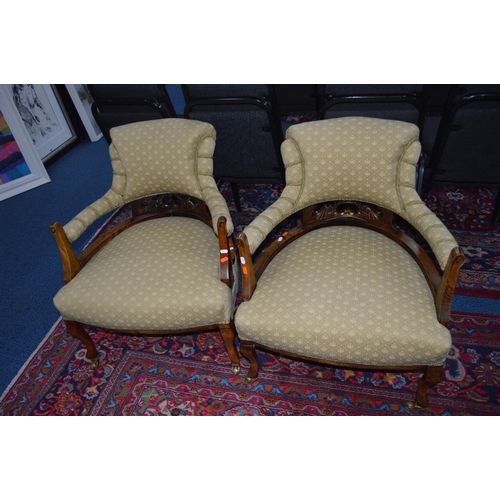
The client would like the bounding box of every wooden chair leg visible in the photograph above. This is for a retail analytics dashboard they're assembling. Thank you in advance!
[65,320,99,369]
[239,340,259,383]
[219,323,241,375]
[406,365,443,409]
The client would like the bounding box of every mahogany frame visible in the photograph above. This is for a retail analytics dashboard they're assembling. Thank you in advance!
[50,193,240,374]
[236,199,465,409]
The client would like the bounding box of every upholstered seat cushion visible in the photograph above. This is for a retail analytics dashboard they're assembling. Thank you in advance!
[235,226,451,366]
[54,218,235,330]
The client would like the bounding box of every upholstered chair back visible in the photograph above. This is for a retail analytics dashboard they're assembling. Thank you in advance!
[63,118,233,242]
[243,116,457,269]
[108,118,215,202]
[281,116,420,214]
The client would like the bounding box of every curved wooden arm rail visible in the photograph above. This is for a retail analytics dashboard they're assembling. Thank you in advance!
[51,194,234,287]
[237,200,464,321]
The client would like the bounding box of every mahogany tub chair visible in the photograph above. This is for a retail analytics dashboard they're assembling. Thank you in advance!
[235,116,465,409]
[50,118,240,374]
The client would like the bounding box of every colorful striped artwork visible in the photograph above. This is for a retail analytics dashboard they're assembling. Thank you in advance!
[0,109,31,185]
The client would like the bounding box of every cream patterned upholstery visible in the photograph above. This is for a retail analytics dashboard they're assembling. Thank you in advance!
[235,116,463,406]
[243,117,457,270]
[55,218,236,330]
[235,226,451,366]
[63,118,233,243]
[51,118,241,373]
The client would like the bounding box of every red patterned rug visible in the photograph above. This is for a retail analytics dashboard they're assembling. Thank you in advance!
[1,184,500,415]
[1,310,499,415]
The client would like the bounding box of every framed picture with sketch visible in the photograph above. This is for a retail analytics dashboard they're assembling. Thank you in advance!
[0,85,50,201]
[5,84,78,163]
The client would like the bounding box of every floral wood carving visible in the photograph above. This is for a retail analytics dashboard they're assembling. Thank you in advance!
[131,194,210,219]
[308,201,384,222]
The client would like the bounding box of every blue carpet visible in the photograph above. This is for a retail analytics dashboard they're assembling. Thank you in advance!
[0,138,112,395]
[165,84,185,115]
[452,295,500,315]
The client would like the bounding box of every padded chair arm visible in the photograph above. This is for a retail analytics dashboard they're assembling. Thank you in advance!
[63,185,234,244]
[411,210,458,271]
[242,192,297,254]
[63,188,122,243]
[400,189,459,271]
[202,180,234,236]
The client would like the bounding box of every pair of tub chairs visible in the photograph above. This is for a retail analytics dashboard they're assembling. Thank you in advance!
[51,117,464,409]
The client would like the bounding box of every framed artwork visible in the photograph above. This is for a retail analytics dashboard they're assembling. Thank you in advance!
[5,84,78,163]
[65,84,103,142]
[0,86,50,202]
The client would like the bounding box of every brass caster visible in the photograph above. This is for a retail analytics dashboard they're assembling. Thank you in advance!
[405,401,423,410]
[245,376,258,384]
[232,363,241,375]
[89,356,100,369]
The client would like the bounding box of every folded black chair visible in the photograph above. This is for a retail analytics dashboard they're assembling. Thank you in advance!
[87,84,177,143]
[317,84,428,129]
[182,84,285,210]
[423,84,500,223]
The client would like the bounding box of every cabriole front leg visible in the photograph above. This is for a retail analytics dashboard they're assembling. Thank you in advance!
[240,340,259,383]
[219,323,241,375]
[65,320,99,369]
[406,365,443,409]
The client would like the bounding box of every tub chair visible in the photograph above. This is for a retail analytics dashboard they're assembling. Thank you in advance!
[50,118,240,374]
[235,116,464,409]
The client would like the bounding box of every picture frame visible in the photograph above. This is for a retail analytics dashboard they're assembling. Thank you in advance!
[0,86,50,202]
[65,84,103,142]
[5,84,79,163]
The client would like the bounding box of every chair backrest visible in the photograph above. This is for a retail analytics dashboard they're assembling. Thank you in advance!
[182,84,285,184]
[63,118,231,242]
[87,84,177,143]
[317,84,427,138]
[108,118,216,202]
[425,84,500,190]
[281,116,420,215]
[243,116,458,270]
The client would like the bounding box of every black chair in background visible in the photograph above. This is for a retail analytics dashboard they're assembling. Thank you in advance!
[316,85,430,193]
[423,84,500,223]
[316,84,428,130]
[182,85,285,210]
[87,84,177,143]
[273,84,321,113]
